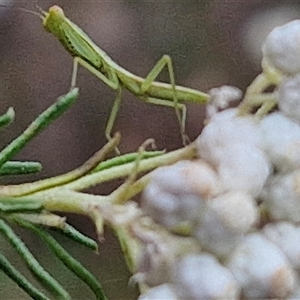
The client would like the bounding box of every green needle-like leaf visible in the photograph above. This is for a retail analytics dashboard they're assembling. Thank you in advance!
[0,219,70,299]
[17,220,107,300]
[0,88,79,168]
[0,161,42,176]
[0,200,42,213]
[52,224,98,252]
[0,252,50,300]
[0,107,15,129]
[0,197,43,215]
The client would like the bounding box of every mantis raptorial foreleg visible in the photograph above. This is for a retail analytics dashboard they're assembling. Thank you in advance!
[71,57,119,90]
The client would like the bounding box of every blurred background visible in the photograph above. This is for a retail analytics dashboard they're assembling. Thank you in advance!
[0,0,299,298]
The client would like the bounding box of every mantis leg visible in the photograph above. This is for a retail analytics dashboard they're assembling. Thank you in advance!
[140,54,189,145]
[70,57,124,152]
[141,96,187,141]
[71,57,119,90]
[105,87,123,144]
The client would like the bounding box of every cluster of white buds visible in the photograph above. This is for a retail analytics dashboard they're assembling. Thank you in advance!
[136,19,300,299]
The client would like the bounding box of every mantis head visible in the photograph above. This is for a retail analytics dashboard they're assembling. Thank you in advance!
[42,5,66,34]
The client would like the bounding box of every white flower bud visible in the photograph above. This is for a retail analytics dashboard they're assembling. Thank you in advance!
[133,232,176,286]
[173,254,240,300]
[262,20,300,74]
[260,112,300,172]
[263,222,300,270]
[197,108,262,166]
[278,74,300,124]
[141,160,221,230]
[206,86,242,119]
[193,191,259,257]
[132,220,201,287]
[227,233,296,299]
[217,144,271,196]
[261,170,300,222]
[138,284,179,300]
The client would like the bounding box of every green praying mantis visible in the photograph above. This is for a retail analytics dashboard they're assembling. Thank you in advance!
[11,5,210,145]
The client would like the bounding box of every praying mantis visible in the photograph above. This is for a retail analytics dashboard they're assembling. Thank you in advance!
[28,5,210,145]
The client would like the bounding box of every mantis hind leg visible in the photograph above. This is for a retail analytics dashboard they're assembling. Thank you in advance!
[140,54,189,145]
[141,96,188,143]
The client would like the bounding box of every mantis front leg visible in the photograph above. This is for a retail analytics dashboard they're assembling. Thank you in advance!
[71,57,119,90]
[71,58,125,144]
[70,57,123,153]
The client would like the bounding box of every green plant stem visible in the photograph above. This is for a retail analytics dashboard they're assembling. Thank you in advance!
[0,132,120,196]
[0,142,196,220]
[92,150,164,173]
[64,141,197,191]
